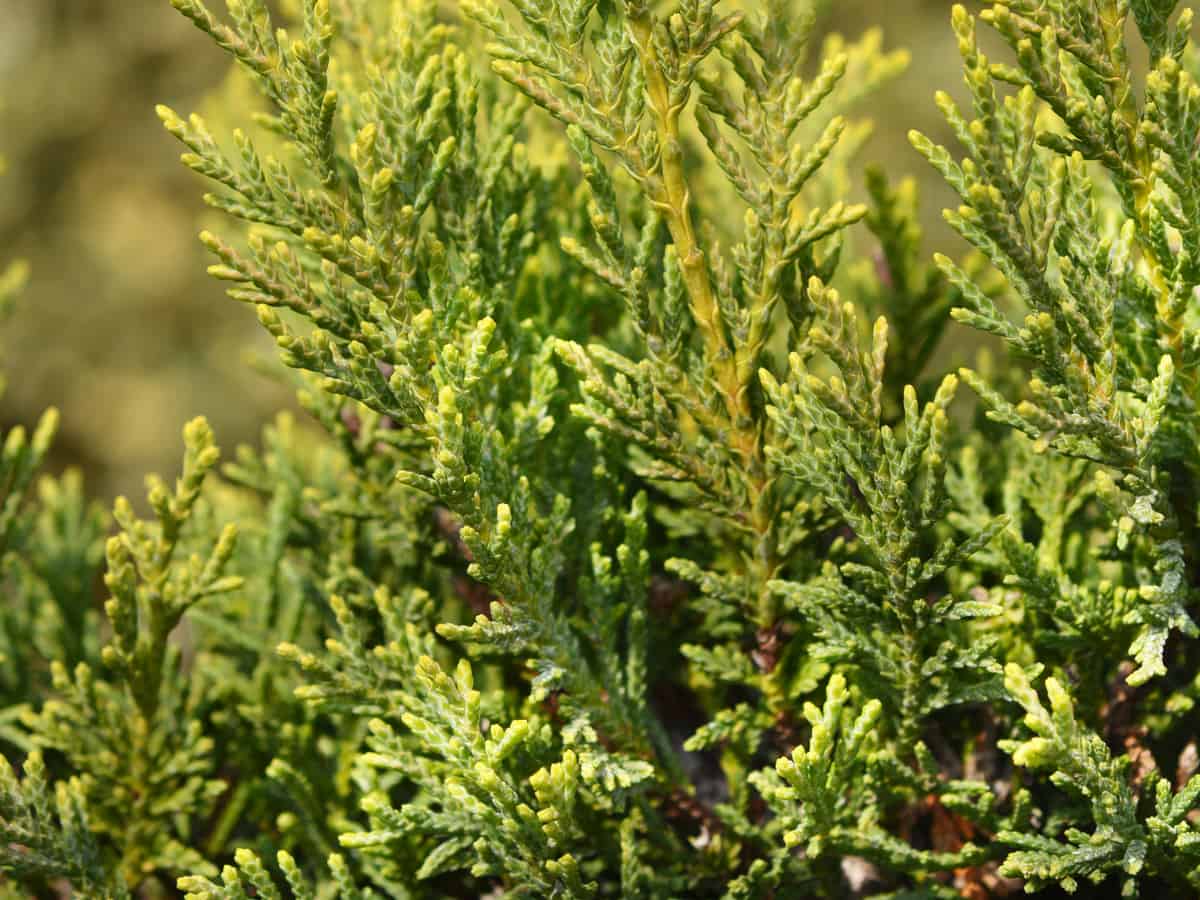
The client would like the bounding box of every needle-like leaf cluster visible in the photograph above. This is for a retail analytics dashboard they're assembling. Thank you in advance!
[3,0,1200,897]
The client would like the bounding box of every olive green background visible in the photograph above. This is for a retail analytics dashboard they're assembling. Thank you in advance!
[0,0,964,500]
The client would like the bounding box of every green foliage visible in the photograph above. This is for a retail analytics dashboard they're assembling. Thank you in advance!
[3,0,1200,898]
[23,419,238,885]
[0,752,126,898]
[749,673,1004,894]
[178,848,364,900]
[999,664,1200,895]
[910,0,1200,686]
[763,279,1008,749]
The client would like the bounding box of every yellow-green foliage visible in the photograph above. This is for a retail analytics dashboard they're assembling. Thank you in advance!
[3,1,1200,898]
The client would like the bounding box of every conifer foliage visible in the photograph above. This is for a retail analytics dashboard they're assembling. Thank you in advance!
[4,0,1200,896]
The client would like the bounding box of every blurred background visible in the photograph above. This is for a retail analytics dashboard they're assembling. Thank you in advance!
[0,0,966,500]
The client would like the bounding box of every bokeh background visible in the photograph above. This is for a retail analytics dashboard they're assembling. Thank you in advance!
[0,0,969,500]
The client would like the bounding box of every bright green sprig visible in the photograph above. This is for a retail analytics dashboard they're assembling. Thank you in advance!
[283,589,609,895]
[999,663,1200,895]
[471,6,907,806]
[275,522,663,893]
[753,673,992,891]
[24,420,238,889]
[166,3,688,849]
[762,278,1007,747]
[178,848,366,900]
[347,664,603,898]
[0,408,58,562]
[911,2,1200,685]
[103,417,242,716]
[753,673,882,858]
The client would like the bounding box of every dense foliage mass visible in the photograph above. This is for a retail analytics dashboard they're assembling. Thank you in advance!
[5,0,1200,896]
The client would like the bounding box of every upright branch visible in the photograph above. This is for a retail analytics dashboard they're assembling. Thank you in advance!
[911,1,1199,686]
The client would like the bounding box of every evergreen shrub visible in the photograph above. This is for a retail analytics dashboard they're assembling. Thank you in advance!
[5,0,1200,896]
